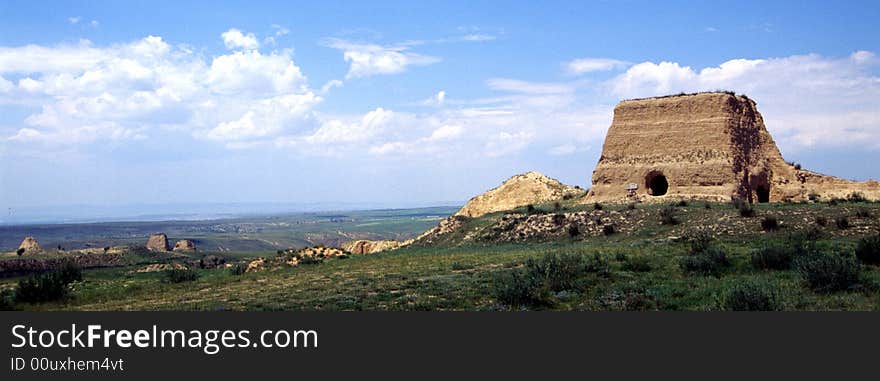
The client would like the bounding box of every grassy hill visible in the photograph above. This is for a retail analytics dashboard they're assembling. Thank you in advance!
[2,200,879,311]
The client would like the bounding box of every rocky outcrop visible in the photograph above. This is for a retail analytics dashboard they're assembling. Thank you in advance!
[17,236,41,254]
[172,239,197,252]
[341,239,402,254]
[296,246,347,259]
[133,263,188,273]
[587,92,879,203]
[146,233,170,251]
[455,171,583,218]
[411,215,470,245]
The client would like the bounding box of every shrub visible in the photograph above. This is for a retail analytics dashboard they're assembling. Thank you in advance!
[680,246,730,276]
[602,224,616,236]
[299,256,323,265]
[794,250,861,293]
[835,217,850,229]
[659,206,679,225]
[725,281,782,311]
[593,202,603,211]
[15,262,82,303]
[815,216,828,226]
[0,289,15,311]
[229,263,247,276]
[687,230,715,255]
[676,200,688,207]
[739,202,756,218]
[855,208,872,218]
[620,255,652,272]
[451,262,474,271]
[761,216,780,231]
[554,201,562,211]
[848,192,867,203]
[627,203,637,210]
[526,204,535,213]
[794,163,802,170]
[802,225,824,241]
[855,235,880,265]
[552,213,566,226]
[808,192,820,202]
[492,270,540,307]
[493,252,606,307]
[704,202,712,209]
[165,268,198,283]
[567,225,580,237]
[16,248,25,256]
[681,233,728,276]
[751,245,793,270]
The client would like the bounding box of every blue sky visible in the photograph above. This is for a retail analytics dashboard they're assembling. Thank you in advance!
[0,1,879,218]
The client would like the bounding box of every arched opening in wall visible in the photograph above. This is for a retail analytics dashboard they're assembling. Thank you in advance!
[645,171,668,196]
[756,185,770,203]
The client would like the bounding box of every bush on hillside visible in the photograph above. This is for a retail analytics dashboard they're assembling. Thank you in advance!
[724,281,782,311]
[15,261,82,303]
[659,206,679,225]
[794,250,861,293]
[165,268,198,283]
[855,235,880,265]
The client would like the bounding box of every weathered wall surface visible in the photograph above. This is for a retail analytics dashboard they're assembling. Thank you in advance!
[586,92,879,203]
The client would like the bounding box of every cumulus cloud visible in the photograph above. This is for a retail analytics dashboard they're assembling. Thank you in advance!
[565,58,629,75]
[0,31,320,147]
[221,28,260,50]
[322,38,440,79]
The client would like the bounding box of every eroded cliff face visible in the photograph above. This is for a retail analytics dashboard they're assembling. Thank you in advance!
[586,92,879,203]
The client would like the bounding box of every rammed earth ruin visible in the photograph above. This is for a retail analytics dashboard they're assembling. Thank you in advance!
[586,92,880,203]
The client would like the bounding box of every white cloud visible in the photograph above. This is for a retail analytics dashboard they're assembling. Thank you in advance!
[68,17,80,25]
[303,107,393,144]
[323,38,440,79]
[486,78,573,94]
[90,20,99,28]
[565,58,629,75]
[462,34,496,42]
[0,33,320,147]
[549,143,576,156]
[221,28,260,50]
[320,79,343,94]
[272,24,290,36]
[428,124,462,140]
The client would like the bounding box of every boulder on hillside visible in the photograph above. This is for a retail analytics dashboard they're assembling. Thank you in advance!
[146,233,170,251]
[172,239,197,252]
[17,236,42,255]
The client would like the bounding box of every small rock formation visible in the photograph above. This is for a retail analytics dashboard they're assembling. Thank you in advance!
[245,258,266,273]
[133,263,188,273]
[296,246,347,259]
[455,171,583,218]
[17,236,41,254]
[146,233,170,251]
[341,239,401,255]
[172,239,197,252]
[587,92,879,203]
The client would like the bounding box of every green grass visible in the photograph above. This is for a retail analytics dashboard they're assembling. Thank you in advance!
[2,201,879,311]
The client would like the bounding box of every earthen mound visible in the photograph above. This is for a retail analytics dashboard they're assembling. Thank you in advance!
[146,233,170,251]
[455,171,582,218]
[17,236,41,254]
